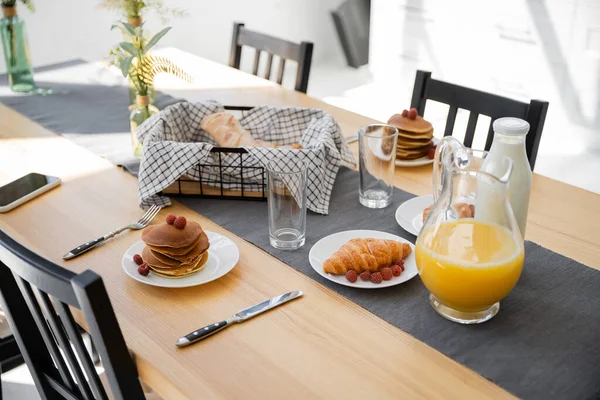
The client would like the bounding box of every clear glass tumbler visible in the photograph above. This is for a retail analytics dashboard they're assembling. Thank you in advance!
[358,124,398,208]
[267,158,308,250]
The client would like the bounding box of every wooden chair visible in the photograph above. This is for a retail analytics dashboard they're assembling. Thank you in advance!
[410,70,549,169]
[0,230,145,400]
[229,22,314,93]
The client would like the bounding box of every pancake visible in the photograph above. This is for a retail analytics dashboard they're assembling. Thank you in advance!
[397,128,433,141]
[142,245,204,269]
[150,245,205,265]
[396,149,430,160]
[388,114,433,134]
[141,221,203,248]
[148,231,209,258]
[397,137,432,149]
[148,252,209,278]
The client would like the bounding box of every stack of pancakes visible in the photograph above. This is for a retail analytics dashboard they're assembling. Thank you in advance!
[141,221,210,278]
[387,114,434,160]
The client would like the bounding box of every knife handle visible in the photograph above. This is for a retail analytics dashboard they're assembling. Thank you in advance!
[176,320,230,347]
[63,236,106,260]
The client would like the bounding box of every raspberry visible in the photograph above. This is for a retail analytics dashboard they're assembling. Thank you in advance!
[133,254,143,265]
[165,213,177,225]
[392,265,402,276]
[428,144,437,160]
[392,259,404,267]
[345,270,358,283]
[401,109,409,117]
[359,271,371,281]
[381,267,393,281]
[408,108,418,120]
[174,216,187,229]
[370,272,383,284]
[137,263,150,276]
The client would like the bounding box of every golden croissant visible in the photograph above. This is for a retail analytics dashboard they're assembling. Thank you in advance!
[323,238,411,275]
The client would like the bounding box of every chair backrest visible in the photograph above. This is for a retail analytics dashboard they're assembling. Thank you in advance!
[229,22,314,93]
[410,70,549,169]
[0,230,144,400]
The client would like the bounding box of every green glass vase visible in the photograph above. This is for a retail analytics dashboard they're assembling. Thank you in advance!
[130,95,159,158]
[0,6,35,92]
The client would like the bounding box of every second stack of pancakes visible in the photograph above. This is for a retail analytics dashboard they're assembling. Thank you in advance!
[388,113,434,160]
[141,221,210,278]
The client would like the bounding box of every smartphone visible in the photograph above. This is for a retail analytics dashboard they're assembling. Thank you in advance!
[0,173,61,213]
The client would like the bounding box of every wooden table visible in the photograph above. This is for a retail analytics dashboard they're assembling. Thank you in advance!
[1,54,599,400]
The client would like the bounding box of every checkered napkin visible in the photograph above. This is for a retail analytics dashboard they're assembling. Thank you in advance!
[136,101,356,214]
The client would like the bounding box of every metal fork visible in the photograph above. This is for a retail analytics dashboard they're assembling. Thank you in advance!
[63,205,161,260]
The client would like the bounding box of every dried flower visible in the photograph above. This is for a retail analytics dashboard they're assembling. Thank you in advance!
[111,22,192,96]
[98,0,187,23]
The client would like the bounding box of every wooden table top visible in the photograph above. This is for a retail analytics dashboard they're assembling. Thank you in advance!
[1,54,599,400]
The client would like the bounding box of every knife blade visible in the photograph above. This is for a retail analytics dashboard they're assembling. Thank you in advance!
[175,290,303,347]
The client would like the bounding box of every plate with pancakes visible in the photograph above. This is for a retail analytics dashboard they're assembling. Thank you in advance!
[122,216,239,288]
[388,110,437,167]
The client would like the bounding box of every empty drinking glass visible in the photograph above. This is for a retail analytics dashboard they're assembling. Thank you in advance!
[358,124,398,208]
[267,158,308,250]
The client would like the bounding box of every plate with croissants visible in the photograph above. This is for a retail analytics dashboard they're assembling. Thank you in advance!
[309,230,417,288]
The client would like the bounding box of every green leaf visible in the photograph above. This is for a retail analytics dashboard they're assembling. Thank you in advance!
[121,22,137,36]
[119,42,138,56]
[119,56,134,77]
[143,27,171,52]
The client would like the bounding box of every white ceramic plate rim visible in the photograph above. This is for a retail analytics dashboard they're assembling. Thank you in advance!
[395,195,434,236]
[122,231,239,288]
[308,230,417,289]
[395,138,440,167]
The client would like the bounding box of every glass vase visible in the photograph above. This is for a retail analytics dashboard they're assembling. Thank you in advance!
[128,78,156,107]
[130,95,159,158]
[0,6,35,92]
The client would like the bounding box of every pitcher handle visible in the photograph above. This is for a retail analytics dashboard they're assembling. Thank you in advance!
[432,137,468,202]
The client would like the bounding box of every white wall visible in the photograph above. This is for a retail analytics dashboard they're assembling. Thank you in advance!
[1,0,347,73]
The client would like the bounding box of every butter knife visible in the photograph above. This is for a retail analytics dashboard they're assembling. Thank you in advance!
[175,290,303,347]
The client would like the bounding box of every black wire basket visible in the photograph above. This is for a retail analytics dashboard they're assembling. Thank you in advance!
[159,106,267,201]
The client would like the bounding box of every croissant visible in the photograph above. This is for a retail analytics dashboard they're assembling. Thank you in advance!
[323,238,411,275]
[200,112,302,149]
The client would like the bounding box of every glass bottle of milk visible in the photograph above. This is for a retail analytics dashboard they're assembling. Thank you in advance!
[478,118,532,237]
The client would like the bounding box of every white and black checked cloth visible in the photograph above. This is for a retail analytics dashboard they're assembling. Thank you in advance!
[136,101,355,214]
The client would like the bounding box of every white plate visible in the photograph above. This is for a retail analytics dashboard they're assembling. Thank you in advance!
[395,138,439,167]
[308,230,417,289]
[395,195,434,236]
[122,231,239,288]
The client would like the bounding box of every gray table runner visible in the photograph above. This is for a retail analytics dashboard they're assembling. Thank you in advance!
[2,61,600,400]
[177,168,600,400]
[0,60,180,166]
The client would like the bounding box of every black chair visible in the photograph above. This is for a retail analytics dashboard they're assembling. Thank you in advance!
[0,230,145,400]
[229,22,314,93]
[0,333,25,397]
[410,70,549,169]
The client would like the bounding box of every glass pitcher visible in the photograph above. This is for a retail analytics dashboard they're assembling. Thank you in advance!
[415,137,524,324]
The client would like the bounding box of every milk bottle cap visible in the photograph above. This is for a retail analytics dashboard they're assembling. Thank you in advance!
[493,117,530,136]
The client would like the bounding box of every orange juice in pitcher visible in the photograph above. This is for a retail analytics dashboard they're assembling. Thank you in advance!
[416,220,524,314]
[418,137,524,324]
